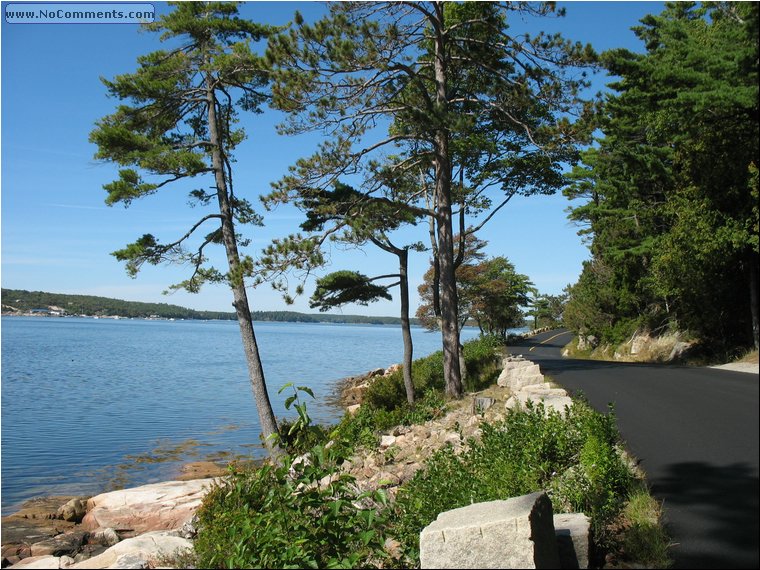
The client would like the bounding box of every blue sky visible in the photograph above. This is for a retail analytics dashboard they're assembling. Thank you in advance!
[1,1,665,316]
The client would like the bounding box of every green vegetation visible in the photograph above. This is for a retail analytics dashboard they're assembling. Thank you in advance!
[617,488,673,568]
[194,451,388,569]
[390,400,636,566]
[192,335,671,569]
[564,2,759,355]
[417,236,534,339]
[266,1,596,399]
[1,289,220,320]
[1,289,420,325]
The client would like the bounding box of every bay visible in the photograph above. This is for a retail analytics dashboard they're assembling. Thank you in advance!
[1,316,508,514]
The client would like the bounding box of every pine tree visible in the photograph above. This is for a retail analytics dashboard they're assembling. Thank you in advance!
[90,2,283,458]
[266,1,595,397]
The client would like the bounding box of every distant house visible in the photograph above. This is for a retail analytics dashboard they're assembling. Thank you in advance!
[30,308,63,316]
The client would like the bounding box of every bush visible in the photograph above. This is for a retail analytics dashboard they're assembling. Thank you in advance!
[463,334,504,391]
[332,391,447,456]
[364,335,503,411]
[195,386,390,569]
[193,449,388,569]
[619,489,673,568]
[387,399,634,566]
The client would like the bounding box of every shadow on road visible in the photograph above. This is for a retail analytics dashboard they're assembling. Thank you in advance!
[654,462,759,569]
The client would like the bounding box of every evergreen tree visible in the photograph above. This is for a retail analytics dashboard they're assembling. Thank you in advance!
[90,2,283,458]
[266,1,595,397]
[261,181,424,406]
[566,2,758,351]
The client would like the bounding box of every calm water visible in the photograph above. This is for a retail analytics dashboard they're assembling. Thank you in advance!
[1,316,497,514]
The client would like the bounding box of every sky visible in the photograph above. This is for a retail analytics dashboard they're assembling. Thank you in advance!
[0,0,666,316]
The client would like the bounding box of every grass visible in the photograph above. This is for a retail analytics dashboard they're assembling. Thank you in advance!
[734,348,759,364]
[610,487,673,568]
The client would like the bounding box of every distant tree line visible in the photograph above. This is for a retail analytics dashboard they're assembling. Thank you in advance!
[1,289,208,319]
[1,289,419,326]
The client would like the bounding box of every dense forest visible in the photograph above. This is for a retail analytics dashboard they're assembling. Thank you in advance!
[0,289,419,326]
[563,2,758,355]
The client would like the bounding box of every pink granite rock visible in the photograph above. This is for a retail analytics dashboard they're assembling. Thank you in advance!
[80,479,218,535]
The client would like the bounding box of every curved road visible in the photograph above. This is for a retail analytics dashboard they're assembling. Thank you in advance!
[507,329,759,569]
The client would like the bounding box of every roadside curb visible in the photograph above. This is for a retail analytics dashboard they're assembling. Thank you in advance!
[708,362,759,374]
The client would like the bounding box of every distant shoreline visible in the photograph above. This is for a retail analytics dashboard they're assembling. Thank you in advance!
[1,288,421,326]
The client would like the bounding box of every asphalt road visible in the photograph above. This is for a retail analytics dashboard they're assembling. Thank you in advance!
[507,329,759,569]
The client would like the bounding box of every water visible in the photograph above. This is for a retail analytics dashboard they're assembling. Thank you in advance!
[1,316,500,514]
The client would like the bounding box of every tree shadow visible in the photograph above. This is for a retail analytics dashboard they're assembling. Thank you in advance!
[653,462,759,569]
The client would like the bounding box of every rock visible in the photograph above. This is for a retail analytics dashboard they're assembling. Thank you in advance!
[68,531,191,569]
[384,538,402,560]
[30,532,87,558]
[71,544,109,564]
[383,364,401,376]
[109,553,149,569]
[419,492,560,569]
[506,391,573,415]
[346,404,361,416]
[554,513,592,570]
[7,555,61,569]
[521,385,569,398]
[6,497,80,521]
[59,556,75,569]
[379,435,396,448]
[88,528,120,547]
[472,397,495,413]
[497,359,545,391]
[176,516,198,540]
[443,432,461,445]
[80,479,218,535]
[176,461,227,481]
[2,545,29,561]
[56,500,86,524]
[667,341,692,362]
[2,498,79,547]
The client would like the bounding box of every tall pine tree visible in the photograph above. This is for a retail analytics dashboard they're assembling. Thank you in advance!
[90,2,283,457]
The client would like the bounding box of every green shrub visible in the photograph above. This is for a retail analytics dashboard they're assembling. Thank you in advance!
[463,334,504,391]
[332,391,447,457]
[387,399,634,566]
[194,385,389,569]
[364,336,503,411]
[620,489,673,568]
[194,449,388,569]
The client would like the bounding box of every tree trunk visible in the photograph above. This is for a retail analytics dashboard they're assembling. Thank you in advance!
[432,3,463,399]
[398,249,416,406]
[750,252,759,350]
[207,79,282,460]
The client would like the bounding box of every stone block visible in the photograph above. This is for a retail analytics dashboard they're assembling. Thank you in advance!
[554,513,591,569]
[505,374,546,391]
[521,385,568,398]
[419,492,560,569]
